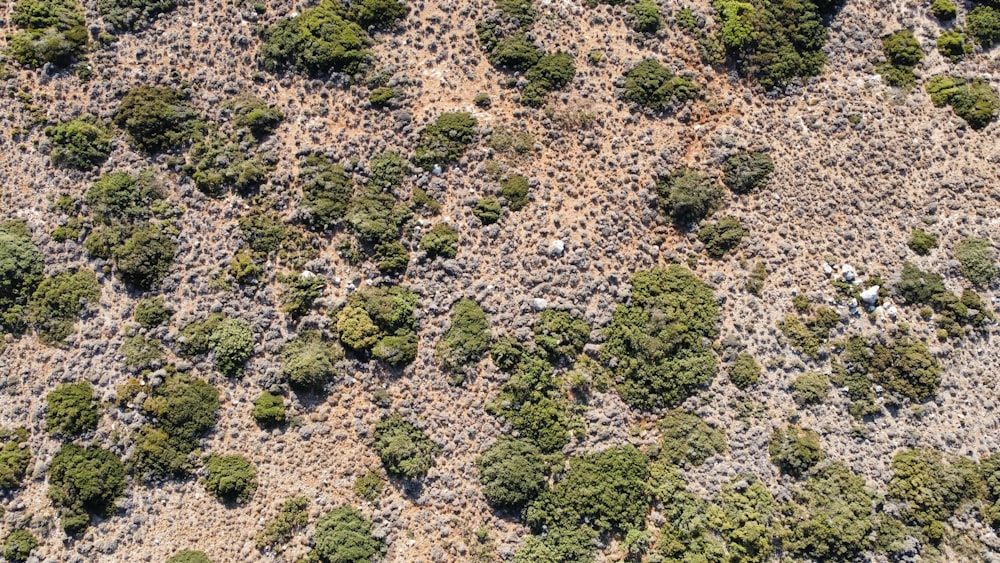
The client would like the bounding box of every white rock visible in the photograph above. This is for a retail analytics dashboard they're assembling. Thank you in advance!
[532,298,548,311]
[860,285,880,304]
[549,239,565,256]
[841,264,857,282]
[822,263,833,275]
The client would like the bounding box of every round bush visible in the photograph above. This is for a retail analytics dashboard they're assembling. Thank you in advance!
[372,414,439,479]
[165,549,211,563]
[203,454,258,503]
[312,506,381,563]
[113,86,202,154]
[476,436,549,507]
[47,444,126,534]
[46,381,99,437]
[3,529,38,563]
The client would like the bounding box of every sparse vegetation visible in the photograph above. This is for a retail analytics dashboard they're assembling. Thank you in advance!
[954,236,997,287]
[0,428,32,490]
[165,551,211,563]
[280,330,343,389]
[256,496,309,550]
[533,309,590,362]
[791,371,829,406]
[98,0,177,32]
[134,296,173,328]
[769,425,825,477]
[28,269,100,345]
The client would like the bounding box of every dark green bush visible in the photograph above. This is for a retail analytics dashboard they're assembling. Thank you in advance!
[368,150,409,190]
[888,448,982,530]
[8,0,88,67]
[655,167,724,225]
[0,428,31,490]
[300,155,353,231]
[894,261,993,337]
[47,443,127,534]
[926,74,1000,130]
[312,506,381,563]
[280,273,325,318]
[260,0,371,76]
[134,296,173,328]
[658,409,727,465]
[256,496,309,550]
[501,174,531,210]
[114,86,203,153]
[2,529,38,563]
[210,317,255,377]
[930,0,956,20]
[697,216,746,258]
[628,0,661,32]
[769,425,825,477]
[46,381,99,437]
[908,229,938,255]
[45,117,112,171]
[487,33,542,71]
[368,86,394,107]
[280,330,343,389]
[419,223,459,259]
[413,112,478,169]
[707,475,776,562]
[373,414,439,479]
[129,425,190,480]
[139,374,220,452]
[476,436,550,508]
[473,196,502,224]
[165,551,211,563]
[533,309,590,362]
[345,188,413,243]
[0,222,44,333]
[622,59,701,111]
[98,0,177,32]
[868,337,941,403]
[113,223,177,291]
[85,169,164,226]
[224,94,284,139]
[487,353,572,451]
[601,265,719,410]
[968,5,1000,48]
[252,391,286,427]
[954,236,997,287]
[937,30,968,62]
[722,150,774,194]
[350,0,408,29]
[879,30,923,88]
[728,353,760,388]
[521,52,576,107]
[334,285,419,365]
[183,134,268,196]
[782,462,876,559]
[791,371,829,406]
[374,241,410,275]
[238,211,287,254]
[353,470,385,502]
[203,454,258,503]
[28,269,100,345]
[437,298,491,382]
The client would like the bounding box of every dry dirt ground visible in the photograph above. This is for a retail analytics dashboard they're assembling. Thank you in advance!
[1,0,1000,561]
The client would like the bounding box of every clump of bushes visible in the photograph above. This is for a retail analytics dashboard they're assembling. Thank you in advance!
[45,117,113,171]
[134,296,173,328]
[706,475,777,560]
[437,298,491,383]
[252,392,286,427]
[655,167,724,225]
[47,443,127,534]
[165,551,211,563]
[203,454,258,503]
[728,353,760,388]
[178,315,255,376]
[2,529,38,563]
[256,496,309,550]
[931,0,957,20]
[350,0,408,29]
[114,86,203,153]
[224,94,284,139]
[926,74,1000,130]
[895,261,994,337]
[334,285,418,366]
[114,223,178,290]
[98,0,177,32]
[0,428,32,490]
[697,216,746,258]
[769,425,825,477]
[888,448,982,537]
[791,371,828,406]
[908,228,938,255]
[353,471,385,502]
[954,236,997,287]
[601,265,719,410]
[311,506,381,563]
[501,174,531,210]
[413,112,478,169]
[937,30,969,62]
[419,223,459,259]
[46,381,99,436]
[622,59,701,111]
[533,309,590,362]
[628,0,661,32]
[834,334,942,409]
[373,414,439,479]
[0,221,44,334]
[280,273,325,318]
[657,409,727,465]
[183,134,269,197]
[28,269,100,345]
[778,303,840,358]
[782,462,877,559]
[280,330,343,389]
[8,0,88,68]
[488,353,573,452]
[476,437,550,508]
[967,5,1000,48]
[260,0,371,76]
[473,196,502,224]
[300,155,353,230]
[238,211,287,254]
[521,52,576,107]
[878,30,923,88]
[722,150,774,194]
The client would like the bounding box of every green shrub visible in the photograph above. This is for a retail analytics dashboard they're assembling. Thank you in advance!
[46,381,99,436]
[655,167,724,225]
[8,0,88,67]
[476,436,550,508]
[311,506,381,563]
[47,443,127,534]
[926,74,1000,130]
[879,30,923,88]
[954,236,997,287]
[368,86,394,107]
[0,428,32,490]
[728,353,760,388]
[657,409,727,465]
[210,317,255,377]
[28,269,100,345]
[120,333,165,371]
[98,0,177,32]
[2,529,38,563]
[373,414,439,479]
[353,471,385,502]
[85,169,164,226]
[868,337,941,403]
[791,371,829,406]
[349,0,408,29]
[937,30,968,62]
[0,222,44,333]
[769,425,825,477]
[894,261,993,337]
[419,223,459,259]
[908,229,938,255]
[533,309,590,362]
[490,335,525,372]
[203,454,258,503]
[183,134,268,197]
[628,0,661,32]
[373,332,418,367]
[229,251,262,284]
[521,52,576,107]
[45,117,113,171]
[135,296,173,328]
[280,330,343,389]
[930,0,956,20]
[165,551,211,563]
[601,265,719,410]
[129,425,190,480]
[622,59,701,111]
[113,223,177,290]
[968,5,1000,48]
[374,241,410,275]
[334,285,419,365]
[473,196,502,224]
[238,211,287,254]
[488,33,542,71]
[697,216,746,258]
[705,475,776,562]
[256,496,309,550]
[252,392,286,427]
[501,174,530,210]
[345,189,413,244]
[368,150,409,190]
[782,462,876,559]
[722,150,774,194]
[114,86,203,153]
[487,354,572,452]
[139,374,220,451]
[260,0,371,76]
[280,273,325,318]
[746,261,767,296]
[437,298,491,382]
[778,305,840,358]
[300,155,353,231]
[224,94,284,138]
[413,112,478,169]
[888,448,982,530]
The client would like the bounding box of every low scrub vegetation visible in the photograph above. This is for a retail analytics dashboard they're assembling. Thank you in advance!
[926,74,1000,130]
[114,86,204,153]
[260,0,372,76]
[334,285,419,366]
[46,381,99,437]
[622,59,701,111]
[45,117,112,171]
[413,112,478,169]
[657,409,727,465]
[8,0,88,68]
[655,167,724,225]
